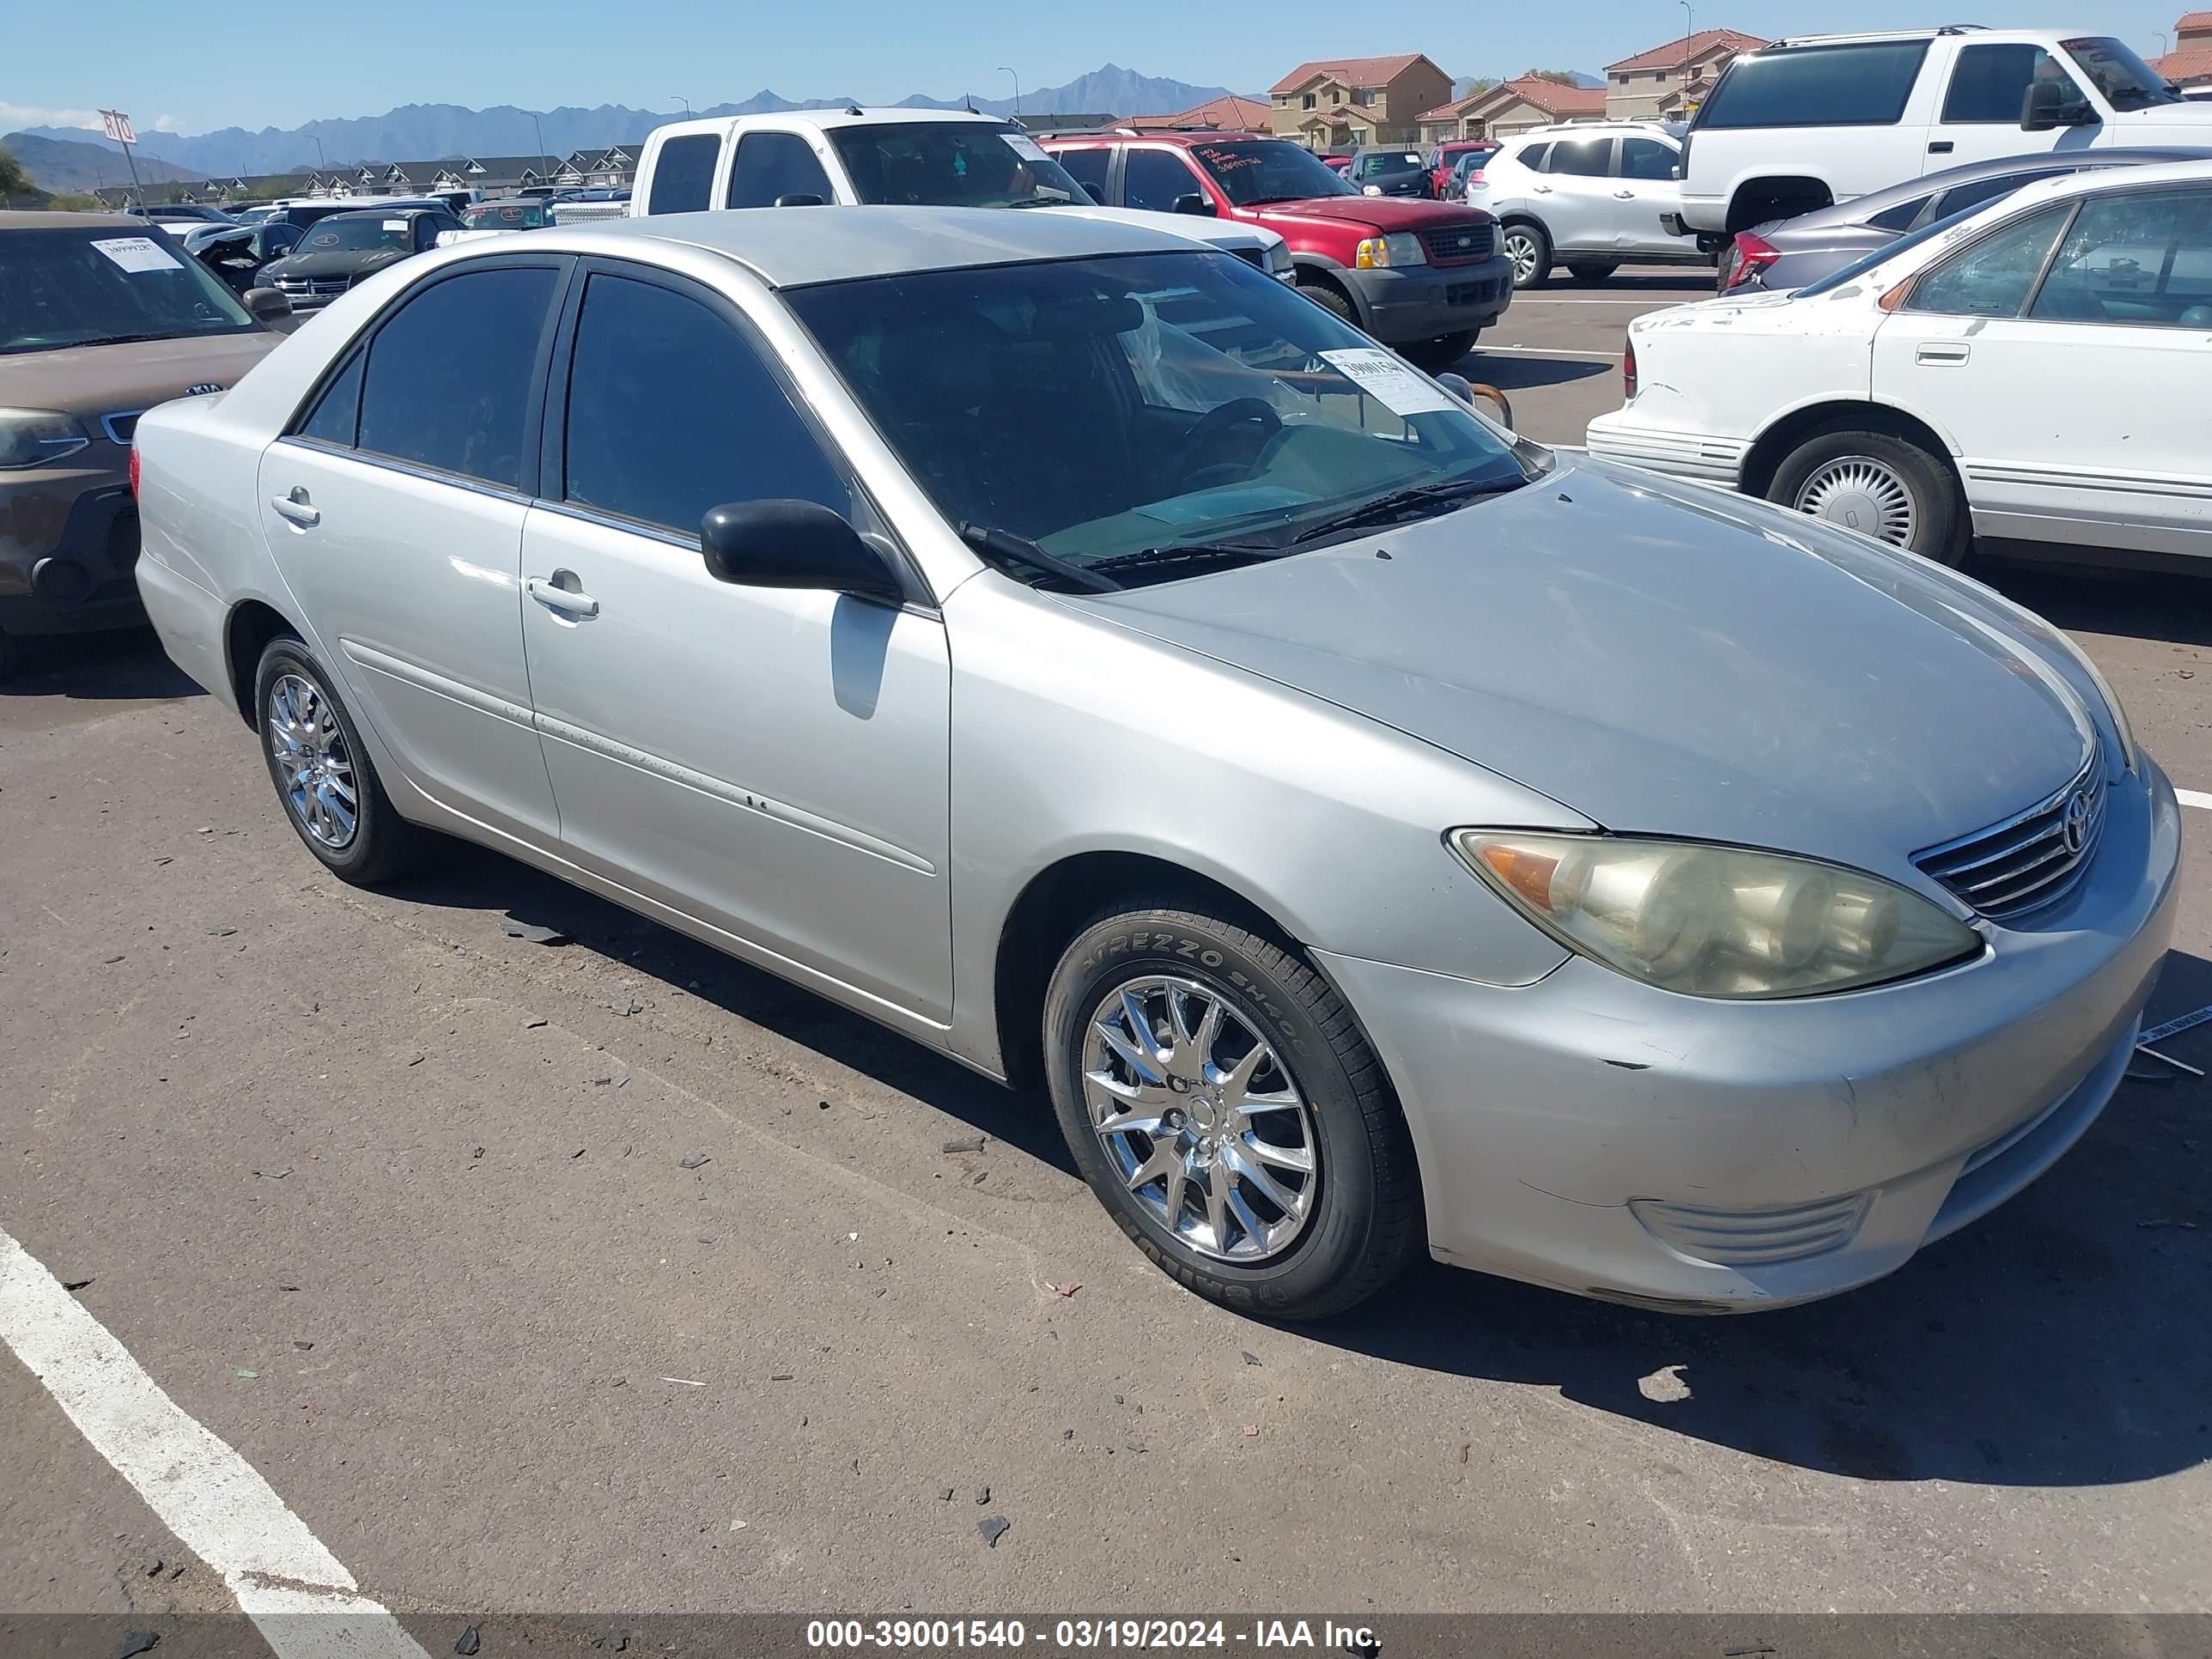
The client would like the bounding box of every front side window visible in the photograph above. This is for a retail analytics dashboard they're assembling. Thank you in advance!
[1124,149,1204,213]
[0,226,259,356]
[1695,41,1930,129]
[1907,203,2073,318]
[830,123,1087,208]
[1942,45,2081,124]
[726,132,836,208]
[356,265,558,489]
[563,273,847,534]
[1616,137,1676,180]
[647,134,719,214]
[2031,187,2212,325]
[787,252,1531,585]
[1186,139,1358,205]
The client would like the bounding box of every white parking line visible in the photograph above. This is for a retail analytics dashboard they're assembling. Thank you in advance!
[1510,296,1680,304]
[0,1224,430,1659]
[2179,789,2212,811]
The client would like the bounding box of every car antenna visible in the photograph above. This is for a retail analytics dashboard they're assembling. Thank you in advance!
[845,101,864,117]
[964,95,978,113]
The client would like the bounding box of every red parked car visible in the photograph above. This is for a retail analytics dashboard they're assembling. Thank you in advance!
[1428,141,1496,198]
[1042,131,1512,368]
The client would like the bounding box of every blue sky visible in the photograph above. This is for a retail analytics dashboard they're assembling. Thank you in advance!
[5,0,2187,135]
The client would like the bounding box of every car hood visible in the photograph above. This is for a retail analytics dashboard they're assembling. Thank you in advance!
[264,248,412,279]
[1070,458,2095,865]
[1243,196,1491,234]
[3,331,277,419]
[2114,102,2212,135]
[1053,204,1276,252]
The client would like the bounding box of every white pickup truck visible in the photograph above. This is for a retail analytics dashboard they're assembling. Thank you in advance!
[629,107,1295,278]
[1676,27,2212,236]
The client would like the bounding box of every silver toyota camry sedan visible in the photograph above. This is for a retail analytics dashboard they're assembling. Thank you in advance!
[132,207,2181,1320]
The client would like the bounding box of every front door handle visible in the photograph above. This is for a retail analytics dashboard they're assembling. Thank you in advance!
[1531,183,1553,194]
[270,487,319,527]
[1929,140,1955,154]
[1612,189,1636,198]
[526,574,600,617]
[1917,343,1972,365]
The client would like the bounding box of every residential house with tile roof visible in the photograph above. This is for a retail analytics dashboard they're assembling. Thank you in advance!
[1268,54,1453,148]
[1604,28,1768,121]
[1127,95,1276,132]
[2153,9,2212,91]
[1418,76,1607,143]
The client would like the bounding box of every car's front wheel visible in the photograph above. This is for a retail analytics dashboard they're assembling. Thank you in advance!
[1042,904,1423,1320]
[1503,222,1551,289]
[1767,426,1967,565]
[253,636,422,884]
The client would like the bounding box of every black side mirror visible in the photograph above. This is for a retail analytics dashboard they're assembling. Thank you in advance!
[700,499,903,602]
[774,192,827,208]
[244,287,292,321]
[2021,80,2094,131]
[1171,191,1217,217]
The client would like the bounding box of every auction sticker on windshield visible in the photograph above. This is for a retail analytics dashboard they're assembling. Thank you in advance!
[1002,132,1051,164]
[1319,348,1458,416]
[91,236,183,274]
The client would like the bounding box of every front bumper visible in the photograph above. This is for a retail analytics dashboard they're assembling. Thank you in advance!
[1315,762,2183,1311]
[0,456,147,637]
[1341,252,1514,343]
[1584,411,1750,489]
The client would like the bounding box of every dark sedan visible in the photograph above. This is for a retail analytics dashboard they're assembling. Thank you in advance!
[1719,145,2212,293]
[1347,148,1434,199]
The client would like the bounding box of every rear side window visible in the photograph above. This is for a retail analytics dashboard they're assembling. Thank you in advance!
[1124,149,1203,213]
[726,132,836,208]
[646,133,719,214]
[1697,41,1930,129]
[1907,203,2072,318]
[356,266,558,489]
[1942,45,2081,124]
[1545,139,1612,178]
[562,272,848,534]
[1054,147,1111,204]
[1617,138,1676,180]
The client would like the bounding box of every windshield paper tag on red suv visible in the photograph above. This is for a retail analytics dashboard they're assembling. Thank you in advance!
[91,237,184,274]
[1319,348,1459,417]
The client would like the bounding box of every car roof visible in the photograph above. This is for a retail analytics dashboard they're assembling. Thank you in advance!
[0,210,148,231]
[457,204,1207,289]
[652,107,1007,140]
[1791,145,2212,230]
[321,206,439,219]
[1045,130,1273,149]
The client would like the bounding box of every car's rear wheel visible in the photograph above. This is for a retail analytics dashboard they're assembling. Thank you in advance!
[1042,904,1423,1320]
[1503,222,1551,289]
[1566,261,1620,283]
[253,636,422,884]
[1407,331,1478,370]
[1768,427,1967,566]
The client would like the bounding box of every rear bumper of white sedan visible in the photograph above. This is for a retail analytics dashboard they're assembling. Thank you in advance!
[1583,411,1750,489]
[1315,760,2184,1312]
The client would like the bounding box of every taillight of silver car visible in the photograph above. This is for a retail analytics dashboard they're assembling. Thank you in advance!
[1725,231,1780,290]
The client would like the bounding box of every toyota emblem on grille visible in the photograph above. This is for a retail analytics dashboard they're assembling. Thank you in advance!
[2062,790,2093,854]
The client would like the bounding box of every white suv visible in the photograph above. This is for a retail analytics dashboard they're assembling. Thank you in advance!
[1468,122,1701,288]
[1677,27,2212,237]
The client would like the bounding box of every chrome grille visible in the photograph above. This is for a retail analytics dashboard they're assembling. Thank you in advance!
[274,275,351,307]
[1419,222,1495,265]
[1913,755,2105,921]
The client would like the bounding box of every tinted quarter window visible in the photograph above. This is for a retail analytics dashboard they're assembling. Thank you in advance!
[1616,137,1676,180]
[1942,46,2080,124]
[296,352,364,447]
[1697,41,1930,128]
[1546,139,1612,178]
[1514,143,1551,171]
[562,273,848,535]
[726,131,836,208]
[1931,170,2052,221]
[1124,149,1203,213]
[356,265,557,489]
[1908,203,2071,318]
[1866,193,1931,233]
[647,133,720,213]
[1054,146,1111,204]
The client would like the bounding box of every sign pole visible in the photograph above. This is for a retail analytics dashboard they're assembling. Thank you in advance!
[101,110,145,204]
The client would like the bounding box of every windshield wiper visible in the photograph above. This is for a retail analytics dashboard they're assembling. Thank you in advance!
[1290,476,1525,544]
[1086,538,1288,580]
[960,523,1120,592]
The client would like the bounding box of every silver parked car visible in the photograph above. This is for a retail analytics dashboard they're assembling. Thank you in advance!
[1467,121,1705,287]
[133,208,2180,1319]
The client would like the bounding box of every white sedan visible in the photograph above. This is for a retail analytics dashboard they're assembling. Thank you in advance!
[1587,159,2212,566]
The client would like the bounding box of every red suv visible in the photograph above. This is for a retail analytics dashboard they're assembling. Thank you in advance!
[1043,131,1512,368]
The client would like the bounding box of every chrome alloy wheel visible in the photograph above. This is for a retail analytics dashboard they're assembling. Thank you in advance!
[1504,228,1542,285]
[1791,454,1917,547]
[267,672,358,849]
[1081,975,1320,1263]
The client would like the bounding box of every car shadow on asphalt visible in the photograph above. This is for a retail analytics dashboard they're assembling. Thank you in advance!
[1979,558,2212,650]
[0,628,206,701]
[1450,353,1613,392]
[1319,947,2212,1489]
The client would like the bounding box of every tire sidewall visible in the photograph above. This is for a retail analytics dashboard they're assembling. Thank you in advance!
[1042,914,1385,1315]
[1297,278,1357,325]
[1504,222,1550,288]
[252,639,390,880]
[1771,428,1965,565]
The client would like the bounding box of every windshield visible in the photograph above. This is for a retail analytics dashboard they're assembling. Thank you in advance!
[463,200,547,228]
[0,227,259,355]
[1792,202,1989,297]
[2061,37,2183,110]
[787,251,1531,585]
[298,215,414,253]
[830,123,1092,208]
[1187,139,1359,205]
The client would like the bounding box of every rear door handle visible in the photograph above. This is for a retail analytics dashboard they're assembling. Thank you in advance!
[526,574,600,617]
[1928,140,1955,154]
[270,489,319,527]
[1917,343,1971,365]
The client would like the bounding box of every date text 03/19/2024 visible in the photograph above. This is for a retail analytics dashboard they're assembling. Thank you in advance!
[805,1619,1381,1652]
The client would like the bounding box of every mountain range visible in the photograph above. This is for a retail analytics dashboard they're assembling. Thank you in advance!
[14,65,1238,179]
[3,130,200,193]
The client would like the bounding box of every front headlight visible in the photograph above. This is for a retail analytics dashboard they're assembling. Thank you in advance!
[1362,183,1384,195]
[0,409,92,470]
[1265,240,1295,279]
[1353,232,1427,269]
[1450,832,1980,999]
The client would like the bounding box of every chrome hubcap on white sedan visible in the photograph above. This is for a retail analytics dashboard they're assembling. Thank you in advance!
[267,672,357,849]
[1082,976,1319,1263]
[1504,230,1541,285]
[1793,456,1917,547]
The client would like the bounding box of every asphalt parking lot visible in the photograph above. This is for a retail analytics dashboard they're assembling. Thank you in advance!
[3,265,2208,1643]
